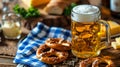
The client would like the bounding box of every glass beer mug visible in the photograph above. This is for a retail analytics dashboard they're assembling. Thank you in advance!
[71,5,111,58]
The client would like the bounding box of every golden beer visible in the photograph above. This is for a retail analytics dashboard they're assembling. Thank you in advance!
[71,5,110,58]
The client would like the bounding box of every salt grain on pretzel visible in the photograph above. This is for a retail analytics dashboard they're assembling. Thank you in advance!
[36,44,68,64]
[45,38,71,51]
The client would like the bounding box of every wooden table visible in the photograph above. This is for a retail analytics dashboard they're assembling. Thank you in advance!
[0,0,120,67]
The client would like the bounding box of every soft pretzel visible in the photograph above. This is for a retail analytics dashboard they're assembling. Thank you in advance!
[79,56,115,67]
[92,56,115,67]
[36,44,51,58]
[36,44,68,64]
[79,57,100,67]
[45,38,71,51]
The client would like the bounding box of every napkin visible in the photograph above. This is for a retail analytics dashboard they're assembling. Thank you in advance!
[13,22,71,67]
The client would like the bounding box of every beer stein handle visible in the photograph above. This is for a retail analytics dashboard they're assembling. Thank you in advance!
[99,20,111,46]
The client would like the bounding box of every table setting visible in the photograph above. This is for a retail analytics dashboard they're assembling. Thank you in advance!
[1,0,120,67]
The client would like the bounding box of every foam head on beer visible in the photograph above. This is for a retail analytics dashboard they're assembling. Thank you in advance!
[71,5,100,22]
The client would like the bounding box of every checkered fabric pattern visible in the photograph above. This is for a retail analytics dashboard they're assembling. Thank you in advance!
[13,22,71,67]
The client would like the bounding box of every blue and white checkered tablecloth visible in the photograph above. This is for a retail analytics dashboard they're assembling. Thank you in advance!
[13,22,71,67]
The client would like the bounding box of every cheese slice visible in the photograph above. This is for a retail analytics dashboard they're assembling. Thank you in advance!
[100,21,120,37]
[115,37,120,44]
[111,42,120,49]
[21,0,50,7]
[111,37,120,49]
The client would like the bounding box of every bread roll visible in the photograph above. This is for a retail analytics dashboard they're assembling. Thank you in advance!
[21,0,50,7]
[43,0,78,15]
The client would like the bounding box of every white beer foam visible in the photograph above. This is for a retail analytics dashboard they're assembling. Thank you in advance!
[71,5,100,22]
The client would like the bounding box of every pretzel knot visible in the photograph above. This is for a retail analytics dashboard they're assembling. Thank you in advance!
[36,44,68,64]
[79,56,115,67]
